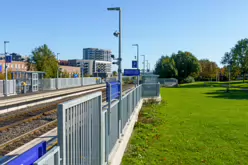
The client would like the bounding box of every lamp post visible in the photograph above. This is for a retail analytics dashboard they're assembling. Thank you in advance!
[146,60,148,72]
[107,7,122,162]
[107,7,122,96]
[141,55,145,75]
[57,53,60,79]
[56,53,60,89]
[132,44,139,85]
[4,41,9,96]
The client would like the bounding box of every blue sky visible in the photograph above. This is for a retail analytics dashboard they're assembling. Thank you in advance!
[1,0,248,70]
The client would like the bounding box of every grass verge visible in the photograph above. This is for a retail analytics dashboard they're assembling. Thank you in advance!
[122,88,248,165]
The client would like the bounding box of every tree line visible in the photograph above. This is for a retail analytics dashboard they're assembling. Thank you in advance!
[26,44,80,78]
[221,38,248,82]
[154,51,218,83]
[154,38,248,83]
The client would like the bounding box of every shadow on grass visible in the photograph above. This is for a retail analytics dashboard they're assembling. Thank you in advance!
[204,89,248,100]
[179,83,206,88]
[179,83,221,88]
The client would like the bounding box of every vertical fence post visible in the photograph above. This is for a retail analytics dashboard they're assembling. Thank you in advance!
[106,82,111,164]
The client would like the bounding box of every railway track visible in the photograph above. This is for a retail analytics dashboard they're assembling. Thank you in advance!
[0,88,106,130]
[0,85,134,156]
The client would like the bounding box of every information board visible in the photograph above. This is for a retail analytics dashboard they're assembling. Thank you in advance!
[124,69,140,76]
[132,61,138,68]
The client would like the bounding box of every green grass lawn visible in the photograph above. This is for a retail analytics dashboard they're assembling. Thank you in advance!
[122,87,248,165]
[180,81,248,88]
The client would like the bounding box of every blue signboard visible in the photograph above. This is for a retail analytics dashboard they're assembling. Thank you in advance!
[132,60,138,68]
[106,81,121,102]
[6,55,12,63]
[124,69,140,76]
[8,141,47,165]
[0,65,2,73]
[74,74,79,78]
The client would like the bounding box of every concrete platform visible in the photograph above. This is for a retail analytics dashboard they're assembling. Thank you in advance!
[0,84,105,105]
[0,85,106,115]
[0,83,104,100]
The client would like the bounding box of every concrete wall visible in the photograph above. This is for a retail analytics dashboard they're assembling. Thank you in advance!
[41,77,98,90]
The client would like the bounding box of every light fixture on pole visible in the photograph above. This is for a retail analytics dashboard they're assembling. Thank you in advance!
[146,60,148,72]
[132,44,139,85]
[141,55,145,75]
[56,53,60,89]
[107,7,122,161]
[82,49,84,79]
[4,41,10,97]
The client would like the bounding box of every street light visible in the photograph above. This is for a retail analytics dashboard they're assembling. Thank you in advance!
[107,7,122,161]
[141,55,145,75]
[57,53,60,78]
[146,60,148,72]
[107,7,122,96]
[132,44,139,85]
[56,53,60,89]
[107,7,122,93]
[4,41,10,97]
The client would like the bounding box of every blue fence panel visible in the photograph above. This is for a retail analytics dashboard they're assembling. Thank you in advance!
[106,82,121,102]
[8,141,46,165]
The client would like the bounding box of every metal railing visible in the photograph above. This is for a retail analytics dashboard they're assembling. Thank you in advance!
[0,80,16,96]
[58,92,102,165]
[11,84,159,165]
[41,77,100,90]
[158,78,178,87]
[142,83,160,98]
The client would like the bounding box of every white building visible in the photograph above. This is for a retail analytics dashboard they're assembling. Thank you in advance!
[80,60,112,77]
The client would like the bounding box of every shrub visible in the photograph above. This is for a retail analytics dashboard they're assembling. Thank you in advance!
[184,76,195,83]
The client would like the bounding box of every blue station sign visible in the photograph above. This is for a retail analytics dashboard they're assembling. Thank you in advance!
[132,60,138,68]
[6,55,12,63]
[124,69,140,76]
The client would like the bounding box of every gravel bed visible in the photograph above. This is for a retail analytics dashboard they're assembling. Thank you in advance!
[0,114,57,145]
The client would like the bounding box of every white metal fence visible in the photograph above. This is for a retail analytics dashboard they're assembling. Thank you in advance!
[41,77,100,90]
[0,80,16,96]
[31,84,159,165]
[58,92,103,165]
[158,78,178,87]
[142,83,160,98]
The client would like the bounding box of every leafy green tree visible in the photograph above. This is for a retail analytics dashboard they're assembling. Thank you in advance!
[231,38,248,82]
[29,44,58,78]
[199,59,219,80]
[154,56,178,78]
[26,56,36,71]
[171,51,201,81]
[60,70,70,78]
[112,71,117,76]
